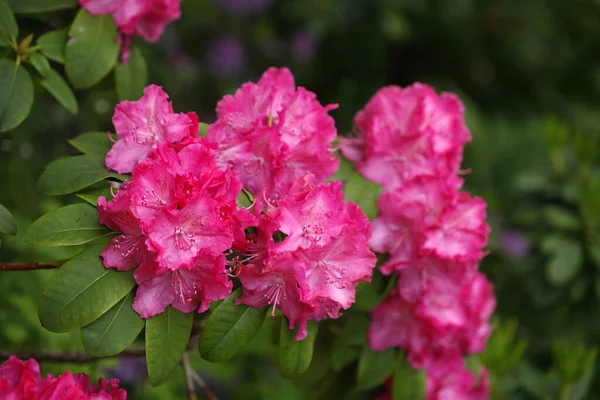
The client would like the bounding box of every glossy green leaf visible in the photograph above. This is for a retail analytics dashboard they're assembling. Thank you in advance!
[65,10,120,89]
[68,132,113,155]
[199,288,267,363]
[336,155,382,220]
[392,356,426,400]
[26,203,111,246]
[0,203,16,235]
[198,122,209,137]
[146,307,193,386]
[76,185,113,206]
[0,0,18,47]
[543,236,582,285]
[115,46,147,101]
[38,30,66,63]
[38,155,123,195]
[0,59,34,132]
[38,67,77,114]
[331,341,360,371]
[28,52,50,77]
[6,0,75,13]
[38,243,135,332]
[277,320,318,377]
[356,347,395,390]
[81,289,144,357]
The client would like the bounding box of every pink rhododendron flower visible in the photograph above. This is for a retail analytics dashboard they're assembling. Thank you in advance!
[132,255,232,318]
[237,175,376,339]
[339,84,470,191]
[0,356,126,399]
[424,351,489,400]
[78,0,181,61]
[106,85,196,174]
[99,132,247,317]
[208,67,339,206]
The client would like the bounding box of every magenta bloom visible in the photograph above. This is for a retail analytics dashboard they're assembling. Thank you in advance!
[78,0,181,43]
[237,175,377,339]
[339,84,470,191]
[106,84,197,174]
[208,67,339,206]
[0,356,126,399]
[99,137,247,318]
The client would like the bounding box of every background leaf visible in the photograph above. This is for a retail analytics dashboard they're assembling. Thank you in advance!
[76,185,113,206]
[65,10,120,89]
[334,155,382,220]
[26,203,110,246]
[392,356,426,400]
[146,307,193,386]
[356,347,396,390]
[81,289,144,357]
[38,243,135,332]
[28,52,50,77]
[199,288,267,362]
[68,132,113,155]
[0,203,16,235]
[277,320,318,377]
[38,67,77,114]
[6,0,75,13]
[0,0,18,47]
[0,59,34,132]
[37,30,66,63]
[38,155,123,195]
[115,46,147,101]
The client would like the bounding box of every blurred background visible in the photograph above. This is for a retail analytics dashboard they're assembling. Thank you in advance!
[2,0,600,398]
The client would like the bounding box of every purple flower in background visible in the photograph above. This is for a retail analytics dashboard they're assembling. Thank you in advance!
[206,36,245,77]
[214,0,274,15]
[291,31,317,64]
[108,357,148,384]
[499,229,531,259]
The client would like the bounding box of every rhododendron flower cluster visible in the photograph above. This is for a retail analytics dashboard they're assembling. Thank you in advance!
[236,174,376,339]
[99,72,376,337]
[340,84,495,399]
[207,67,339,207]
[0,356,126,399]
[78,0,181,61]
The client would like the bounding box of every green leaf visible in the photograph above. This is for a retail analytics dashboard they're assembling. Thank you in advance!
[115,46,147,101]
[338,313,369,346]
[146,307,193,386]
[76,185,113,206]
[6,0,75,13]
[277,320,318,377]
[38,155,123,196]
[331,340,361,371]
[356,347,395,390]
[38,67,77,114]
[38,243,135,332]
[65,10,120,89]
[199,288,267,363]
[68,132,113,155]
[28,52,50,77]
[198,122,209,137]
[0,203,16,235]
[0,0,18,47]
[0,58,34,132]
[543,236,583,286]
[81,289,144,357]
[26,203,111,246]
[337,156,381,220]
[38,30,66,63]
[392,356,426,400]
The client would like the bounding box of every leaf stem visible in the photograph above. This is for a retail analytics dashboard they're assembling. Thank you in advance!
[182,352,197,400]
[0,346,145,363]
[0,260,66,271]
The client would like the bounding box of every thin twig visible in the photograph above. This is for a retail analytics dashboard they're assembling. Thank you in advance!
[0,346,145,363]
[191,370,218,400]
[0,260,66,271]
[182,353,197,400]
